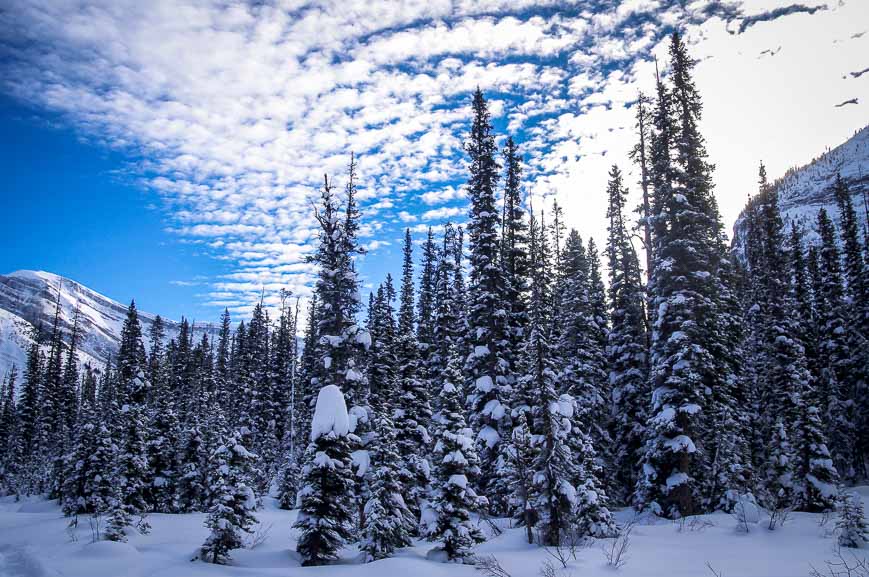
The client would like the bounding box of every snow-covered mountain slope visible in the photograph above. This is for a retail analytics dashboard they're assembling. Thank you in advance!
[0,270,217,379]
[732,125,869,256]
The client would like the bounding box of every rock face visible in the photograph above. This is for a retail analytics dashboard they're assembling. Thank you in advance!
[0,270,217,379]
[732,125,869,259]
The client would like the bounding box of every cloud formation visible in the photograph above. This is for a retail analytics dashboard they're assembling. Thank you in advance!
[1,0,865,316]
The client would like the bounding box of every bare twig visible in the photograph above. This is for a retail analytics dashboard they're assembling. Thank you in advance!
[539,559,558,577]
[602,518,635,569]
[706,561,724,577]
[808,547,869,577]
[767,505,791,531]
[475,554,512,577]
[246,521,274,549]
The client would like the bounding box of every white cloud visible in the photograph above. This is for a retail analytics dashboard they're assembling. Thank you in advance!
[1,0,863,315]
[422,206,465,221]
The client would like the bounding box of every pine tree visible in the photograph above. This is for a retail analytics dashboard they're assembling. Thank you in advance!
[200,429,259,564]
[294,297,320,461]
[361,405,415,561]
[637,34,741,518]
[294,385,357,566]
[395,229,432,521]
[0,367,17,462]
[836,490,868,548]
[604,165,649,504]
[504,411,536,543]
[61,404,118,517]
[416,227,439,396]
[15,335,44,493]
[176,418,209,513]
[104,490,133,542]
[815,208,859,480]
[798,404,839,513]
[629,90,654,278]
[832,174,869,479]
[464,89,509,501]
[500,136,531,391]
[523,211,579,546]
[431,343,486,562]
[147,393,180,512]
[765,419,796,513]
[309,167,369,413]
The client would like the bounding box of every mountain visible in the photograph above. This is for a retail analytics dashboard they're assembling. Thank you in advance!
[0,270,218,379]
[732,125,869,258]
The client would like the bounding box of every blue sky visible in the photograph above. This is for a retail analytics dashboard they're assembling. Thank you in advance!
[1,0,866,321]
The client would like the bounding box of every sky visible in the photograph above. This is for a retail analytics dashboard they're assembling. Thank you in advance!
[1,0,867,321]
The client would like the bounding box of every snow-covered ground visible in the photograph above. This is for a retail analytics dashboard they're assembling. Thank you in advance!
[0,491,865,577]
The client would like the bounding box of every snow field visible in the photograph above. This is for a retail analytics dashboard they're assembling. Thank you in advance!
[0,492,865,577]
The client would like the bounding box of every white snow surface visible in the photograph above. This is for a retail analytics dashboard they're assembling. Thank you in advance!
[0,491,866,576]
[310,384,350,441]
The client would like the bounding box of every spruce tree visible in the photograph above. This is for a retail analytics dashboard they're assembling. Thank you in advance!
[604,165,649,504]
[524,211,578,546]
[147,393,180,512]
[815,208,858,480]
[505,411,536,544]
[463,89,509,501]
[765,419,797,514]
[294,385,356,566]
[395,229,432,521]
[200,429,259,564]
[361,405,415,561]
[637,33,740,518]
[832,174,869,479]
[61,404,118,517]
[431,343,486,562]
[176,418,209,513]
[837,490,868,548]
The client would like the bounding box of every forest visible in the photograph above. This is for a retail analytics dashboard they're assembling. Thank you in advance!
[0,31,866,569]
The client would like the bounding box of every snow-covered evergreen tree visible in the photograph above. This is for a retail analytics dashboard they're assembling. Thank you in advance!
[395,229,432,521]
[176,417,209,513]
[504,411,536,543]
[294,385,357,566]
[798,404,839,513]
[463,89,510,503]
[604,164,649,504]
[638,32,739,518]
[764,419,796,513]
[431,343,486,562]
[837,490,868,548]
[199,429,259,564]
[361,404,415,561]
[815,208,858,480]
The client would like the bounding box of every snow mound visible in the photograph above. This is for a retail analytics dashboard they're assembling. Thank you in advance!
[310,384,350,441]
[77,540,140,558]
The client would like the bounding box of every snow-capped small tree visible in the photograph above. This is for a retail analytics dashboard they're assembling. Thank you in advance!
[764,419,796,516]
[431,344,486,562]
[199,429,259,565]
[176,420,209,513]
[837,491,868,548]
[147,394,181,513]
[61,415,117,517]
[104,491,132,543]
[569,407,618,539]
[276,454,301,510]
[798,404,839,513]
[361,407,415,561]
[294,385,357,566]
[505,411,536,544]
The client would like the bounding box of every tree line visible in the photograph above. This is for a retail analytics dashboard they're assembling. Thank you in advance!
[0,31,866,565]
